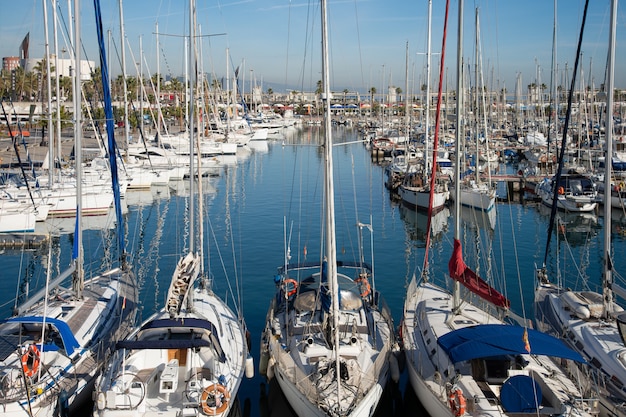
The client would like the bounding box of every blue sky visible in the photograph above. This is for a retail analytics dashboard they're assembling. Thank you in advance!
[0,0,622,95]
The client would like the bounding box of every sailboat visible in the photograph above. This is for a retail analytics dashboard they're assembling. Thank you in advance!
[449,8,496,215]
[258,1,395,416]
[93,2,251,416]
[402,1,598,416]
[0,2,137,415]
[535,2,626,415]
[398,0,449,213]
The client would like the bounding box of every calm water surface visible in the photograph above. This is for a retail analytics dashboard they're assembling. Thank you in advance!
[2,125,625,416]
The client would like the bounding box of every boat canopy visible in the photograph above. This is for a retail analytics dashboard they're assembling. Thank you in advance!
[437,324,585,363]
[4,316,81,356]
[116,318,225,361]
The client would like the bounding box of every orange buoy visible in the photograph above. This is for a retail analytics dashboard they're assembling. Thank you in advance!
[22,344,40,378]
[282,278,298,298]
[201,384,230,415]
[448,388,467,416]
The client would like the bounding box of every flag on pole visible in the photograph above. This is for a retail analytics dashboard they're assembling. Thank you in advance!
[523,328,531,353]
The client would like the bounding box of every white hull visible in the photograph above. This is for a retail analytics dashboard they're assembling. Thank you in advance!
[262,267,394,417]
[450,183,496,212]
[536,175,598,213]
[0,268,137,416]
[403,281,598,417]
[399,185,448,211]
[95,253,249,417]
[535,282,626,417]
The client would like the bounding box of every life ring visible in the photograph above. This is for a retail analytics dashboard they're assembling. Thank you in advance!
[539,155,547,163]
[557,186,565,195]
[448,388,467,417]
[22,344,41,378]
[355,275,371,298]
[200,384,230,415]
[282,279,298,298]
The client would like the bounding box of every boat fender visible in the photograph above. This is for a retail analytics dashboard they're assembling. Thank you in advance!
[392,342,405,373]
[266,357,276,380]
[96,391,106,410]
[245,355,254,379]
[58,389,70,417]
[389,353,400,383]
[259,350,269,376]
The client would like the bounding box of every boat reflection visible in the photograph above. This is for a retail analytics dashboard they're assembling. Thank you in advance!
[399,204,450,242]
[125,184,171,207]
[537,203,599,246]
[454,204,496,231]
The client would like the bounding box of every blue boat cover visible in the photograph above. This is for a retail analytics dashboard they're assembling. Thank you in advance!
[437,324,585,363]
[500,375,542,413]
[4,316,80,356]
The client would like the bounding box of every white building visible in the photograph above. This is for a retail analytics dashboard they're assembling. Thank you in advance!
[22,55,94,81]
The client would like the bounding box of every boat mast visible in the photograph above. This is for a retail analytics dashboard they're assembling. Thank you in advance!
[319,0,341,400]
[43,0,54,186]
[188,0,196,254]
[73,0,83,298]
[602,0,616,319]
[119,0,130,150]
[52,0,62,182]
[424,0,432,169]
[453,0,463,310]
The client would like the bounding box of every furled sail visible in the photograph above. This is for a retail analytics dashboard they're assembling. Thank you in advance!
[448,238,510,308]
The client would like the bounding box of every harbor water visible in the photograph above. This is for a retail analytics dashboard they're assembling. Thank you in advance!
[1,125,625,416]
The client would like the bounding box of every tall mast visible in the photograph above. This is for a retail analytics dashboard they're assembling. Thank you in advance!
[73,0,83,298]
[52,0,62,182]
[43,0,54,186]
[603,0,617,318]
[453,0,464,310]
[319,0,340,400]
[119,0,130,150]
[188,0,197,253]
[425,0,432,159]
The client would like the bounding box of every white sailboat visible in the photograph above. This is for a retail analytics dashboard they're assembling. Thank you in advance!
[398,0,449,213]
[402,1,599,416]
[535,2,626,415]
[450,8,496,215]
[93,2,251,416]
[259,1,395,416]
[0,3,137,415]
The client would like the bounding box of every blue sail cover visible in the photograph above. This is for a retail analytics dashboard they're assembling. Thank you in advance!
[94,0,124,255]
[437,324,585,363]
[4,316,81,356]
